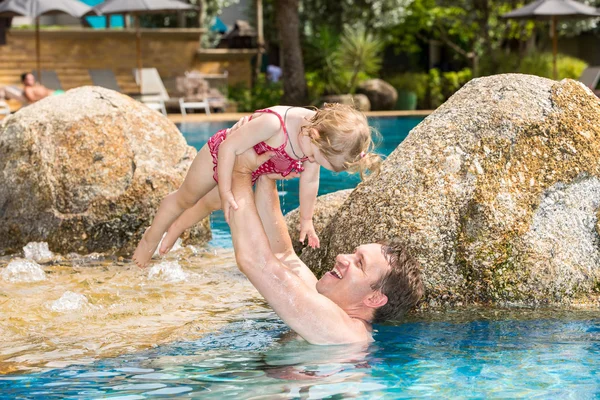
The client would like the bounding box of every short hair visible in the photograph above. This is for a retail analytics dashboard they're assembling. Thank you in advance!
[21,72,32,83]
[303,103,381,178]
[371,238,424,323]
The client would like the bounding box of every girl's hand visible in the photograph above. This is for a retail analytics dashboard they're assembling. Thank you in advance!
[299,218,320,249]
[221,190,239,224]
[229,115,251,132]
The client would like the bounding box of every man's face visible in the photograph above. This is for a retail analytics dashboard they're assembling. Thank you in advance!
[316,243,391,310]
[23,74,35,86]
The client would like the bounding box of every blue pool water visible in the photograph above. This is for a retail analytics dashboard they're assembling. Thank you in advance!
[178,117,423,247]
[3,310,598,398]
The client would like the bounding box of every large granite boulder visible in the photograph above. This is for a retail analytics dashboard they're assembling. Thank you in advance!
[285,189,352,254]
[0,86,210,256]
[357,79,397,111]
[302,74,600,308]
[320,94,371,112]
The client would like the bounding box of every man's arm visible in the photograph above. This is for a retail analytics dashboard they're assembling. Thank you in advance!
[254,176,318,288]
[229,151,369,345]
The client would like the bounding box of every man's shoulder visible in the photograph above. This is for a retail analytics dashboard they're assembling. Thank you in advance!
[347,317,374,342]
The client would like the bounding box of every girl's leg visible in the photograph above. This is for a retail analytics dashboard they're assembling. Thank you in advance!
[160,187,221,254]
[133,144,217,267]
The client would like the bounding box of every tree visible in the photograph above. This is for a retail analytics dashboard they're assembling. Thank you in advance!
[388,0,535,76]
[275,0,308,105]
[300,0,413,35]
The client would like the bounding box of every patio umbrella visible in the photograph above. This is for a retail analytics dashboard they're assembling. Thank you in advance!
[502,0,600,79]
[0,0,95,83]
[94,0,196,87]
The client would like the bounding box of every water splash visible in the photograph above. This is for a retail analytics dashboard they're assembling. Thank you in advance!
[49,291,90,312]
[0,249,261,374]
[148,261,187,283]
[1,258,46,282]
[23,242,54,263]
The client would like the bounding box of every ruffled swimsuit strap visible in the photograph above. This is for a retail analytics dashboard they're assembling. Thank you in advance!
[253,108,289,149]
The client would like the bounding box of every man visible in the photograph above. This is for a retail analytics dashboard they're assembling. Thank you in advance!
[21,72,60,103]
[227,148,424,344]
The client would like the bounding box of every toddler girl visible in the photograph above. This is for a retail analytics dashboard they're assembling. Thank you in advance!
[133,103,380,268]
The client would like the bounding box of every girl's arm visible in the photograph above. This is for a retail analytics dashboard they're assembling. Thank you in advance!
[298,162,321,248]
[217,113,282,220]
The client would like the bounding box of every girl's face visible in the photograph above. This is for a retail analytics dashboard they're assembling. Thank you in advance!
[306,143,335,171]
[303,128,346,172]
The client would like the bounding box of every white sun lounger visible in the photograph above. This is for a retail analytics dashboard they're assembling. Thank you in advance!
[133,68,169,116]
[579,66,600,92]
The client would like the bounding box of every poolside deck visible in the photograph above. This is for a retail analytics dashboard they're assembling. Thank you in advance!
[168,110,433,123]
[0,110,432,122]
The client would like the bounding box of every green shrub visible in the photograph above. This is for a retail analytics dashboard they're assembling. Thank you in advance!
[387,72,429,109]
[228,75,283,113]
[428,69,444,109]
[387,68,473,110]
[518,53,587,80]
[441,68,473,100]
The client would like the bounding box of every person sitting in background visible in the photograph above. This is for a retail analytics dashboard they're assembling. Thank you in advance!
[21,72,60,103]
[267,65,282,83]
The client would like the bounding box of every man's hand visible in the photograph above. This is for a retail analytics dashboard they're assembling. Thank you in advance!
[233,148,275,176]
[223,148,275,224]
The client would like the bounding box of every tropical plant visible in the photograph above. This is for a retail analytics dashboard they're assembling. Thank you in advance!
[304,24,384,96]
[338,25,385,94]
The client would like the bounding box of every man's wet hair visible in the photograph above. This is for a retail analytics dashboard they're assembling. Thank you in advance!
[371,238,424,323]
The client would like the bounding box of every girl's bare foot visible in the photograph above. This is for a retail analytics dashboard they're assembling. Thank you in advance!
[132,231,160,268]
[159,224,185,255]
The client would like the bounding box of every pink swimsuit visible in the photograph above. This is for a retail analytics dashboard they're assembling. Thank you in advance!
[207,108,308,184]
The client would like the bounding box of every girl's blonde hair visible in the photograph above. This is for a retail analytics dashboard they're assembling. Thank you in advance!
[303,103,381,179]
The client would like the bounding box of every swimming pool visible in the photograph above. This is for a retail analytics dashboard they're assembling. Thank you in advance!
[2,310,598,398]
[178,117,423,247]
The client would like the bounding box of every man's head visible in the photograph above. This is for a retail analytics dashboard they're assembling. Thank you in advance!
[21,72,35,86]
[316,239,423,323]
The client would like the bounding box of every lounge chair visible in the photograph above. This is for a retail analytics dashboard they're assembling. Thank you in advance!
[89,69,121,92]
[0,98,9,116]
[133,68,169,116]
[176,72,211,116]
[0,87,8,115]
[579,67,600,94]
[32,70,63,91]
[3,85,28,111]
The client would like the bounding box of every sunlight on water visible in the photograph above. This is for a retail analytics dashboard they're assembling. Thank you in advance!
[0,244,265,375]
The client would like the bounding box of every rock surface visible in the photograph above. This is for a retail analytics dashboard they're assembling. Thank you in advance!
[302,74,600,308]
[357,79,398,111]
[320,94,371,112]
[285,189,352,254]
[0,86,210,255]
